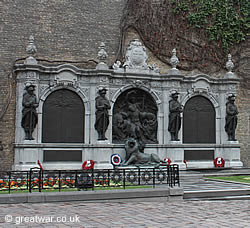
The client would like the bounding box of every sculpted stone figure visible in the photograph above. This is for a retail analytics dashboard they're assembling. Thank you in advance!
[225,94,238,141]
[168,91,183,141]
[95,87,111,140]
[21,83,39,140]
[123,138,162,166]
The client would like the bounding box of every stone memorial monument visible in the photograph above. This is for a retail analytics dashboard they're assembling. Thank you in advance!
[12,37,243,170]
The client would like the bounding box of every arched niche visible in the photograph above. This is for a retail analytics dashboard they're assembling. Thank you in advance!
[42,89,85,143]
[112,88,158,144]
[183,95,215,143]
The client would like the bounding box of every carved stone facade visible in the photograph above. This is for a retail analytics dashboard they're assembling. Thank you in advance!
[13,40,243,170]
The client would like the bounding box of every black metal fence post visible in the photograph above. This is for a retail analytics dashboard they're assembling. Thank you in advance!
[92,169,94,190]
[123,169,126,189]
[173,165,180,187]
[58,170,61,192]
[75,170,78,188]
[29,169,32,193]
[8,172,11,194]
[41,170,44,190]
[26,171,29,191]
[167,166,170,185]
[138,168,141,186]
[38,169,41,192]
[108,169,110,187]
[153,168,155,188]
[170,166,174,187]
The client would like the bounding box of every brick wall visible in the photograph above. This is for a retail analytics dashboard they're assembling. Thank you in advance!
[0,0,125,170]
[0,0,249,169]
[237,37,250,166]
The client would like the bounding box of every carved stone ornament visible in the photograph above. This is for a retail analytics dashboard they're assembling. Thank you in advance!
[24,35,38,65]
[96,42,109,70]
[25,71,37,80]
[149,64,160,73]
[132,80,144,88]
[113,60,122,70]
[39,84,49,96]
[97,42,108,62]
[170,48,179,69]
[123,39,149,70]
[26,35,37,55]
[55,72,78,88]
[226,54,234,73]
[168,48,181,75]
[225,54,237,78]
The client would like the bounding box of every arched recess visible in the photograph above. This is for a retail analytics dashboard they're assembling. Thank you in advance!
[42,89,85,143]
[112,88,158,144]
[183,95,215,143]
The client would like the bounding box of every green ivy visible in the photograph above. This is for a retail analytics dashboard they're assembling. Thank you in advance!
[171,0,249,52]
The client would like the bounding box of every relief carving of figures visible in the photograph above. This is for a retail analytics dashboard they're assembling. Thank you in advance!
[94,87,111,140]
[112,89,158,144]
[21,83,39,140]
[168,91,183,141]
[225,94,238,141]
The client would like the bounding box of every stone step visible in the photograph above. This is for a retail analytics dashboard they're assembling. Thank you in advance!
[186,195,250,201]
[184,188,250,200]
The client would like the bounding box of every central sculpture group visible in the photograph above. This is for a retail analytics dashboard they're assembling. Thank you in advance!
[112,89,158,145]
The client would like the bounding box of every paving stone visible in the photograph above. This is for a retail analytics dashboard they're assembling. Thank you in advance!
[1,200,250,227]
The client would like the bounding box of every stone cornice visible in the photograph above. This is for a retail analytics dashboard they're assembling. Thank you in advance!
[14,63,240,85]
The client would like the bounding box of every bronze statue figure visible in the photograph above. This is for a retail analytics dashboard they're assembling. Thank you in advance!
[168,91,183,141]
[122,138,162,166]
[21,83,38,140]
[225,94,238,141]
[95,87,111,140]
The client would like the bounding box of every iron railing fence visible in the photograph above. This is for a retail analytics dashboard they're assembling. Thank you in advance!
[0,165,179,193]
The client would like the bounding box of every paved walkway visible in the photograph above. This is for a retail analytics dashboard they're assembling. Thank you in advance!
[180,168,250,192]
[182,178,250,192]
[0,200,249,227]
